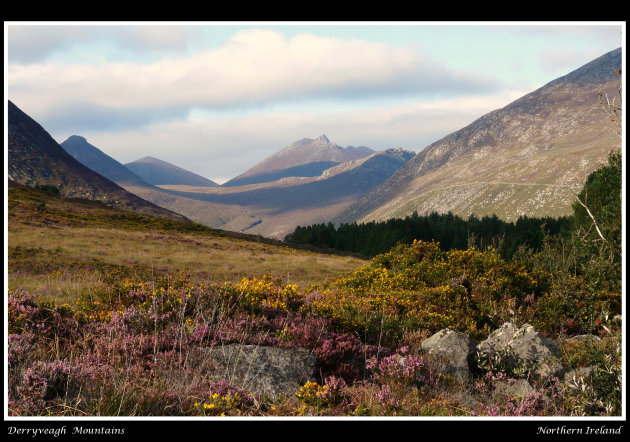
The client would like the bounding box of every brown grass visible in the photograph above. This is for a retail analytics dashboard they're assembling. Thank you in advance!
[7,183,368,304]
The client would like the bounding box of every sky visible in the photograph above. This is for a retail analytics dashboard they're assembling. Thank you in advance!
[4,22,624,184]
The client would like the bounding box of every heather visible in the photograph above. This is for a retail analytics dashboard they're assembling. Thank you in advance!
[8,244,621,416]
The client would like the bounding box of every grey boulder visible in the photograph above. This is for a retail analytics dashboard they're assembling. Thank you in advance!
[201,344,316,400]
[477,323,562,377]
[421,328,476,383]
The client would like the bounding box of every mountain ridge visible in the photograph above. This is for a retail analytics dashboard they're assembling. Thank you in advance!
[335,47,622,225]
[60,135,149,187]
[125,156,219,187]
[223,134,375,187]
[7,100,188,221]
[155,145,415,238]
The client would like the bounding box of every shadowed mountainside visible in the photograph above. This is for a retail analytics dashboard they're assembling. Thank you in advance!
[125,156,219,187]
[59,135,254,228]
[60,135,148,186]
[158,147,415,238]
[7,101,187,221]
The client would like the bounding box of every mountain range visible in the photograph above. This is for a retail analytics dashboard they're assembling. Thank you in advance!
[60,135,148,186]
[7,101,186,221]
[223,135,374,187]
[181,146,415,237]
[48,130,413,238]
[57,135,251,228]
[8,47,622,241]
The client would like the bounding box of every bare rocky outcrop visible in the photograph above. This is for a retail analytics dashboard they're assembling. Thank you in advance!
[476,322,563,377]
[421,328,476,383]
[494,378,535,399]
[201,344,316,400]
[422,323,568,383]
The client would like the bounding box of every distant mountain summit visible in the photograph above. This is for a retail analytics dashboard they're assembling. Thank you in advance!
[61,136,252,229]
[223,135,375,186]
[172,146,415,238]
[7,101,186,221]
[125,156,219,187]
[336,47,622,225]
[60,135,148,186]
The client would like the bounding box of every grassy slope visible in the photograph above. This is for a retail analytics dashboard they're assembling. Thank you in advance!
[7,182,368,305]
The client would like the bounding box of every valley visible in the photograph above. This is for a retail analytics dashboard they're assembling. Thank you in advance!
[5,36,623,419]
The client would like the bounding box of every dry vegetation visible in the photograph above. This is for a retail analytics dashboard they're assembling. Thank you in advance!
[8,182,367,305]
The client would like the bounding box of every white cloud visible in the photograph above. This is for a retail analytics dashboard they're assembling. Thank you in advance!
[7,25,89,62]
[8,29,499,133]
[7,24,199,63]
[9,24,602,184]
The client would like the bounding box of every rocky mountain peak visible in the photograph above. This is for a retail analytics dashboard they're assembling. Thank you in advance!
[317,134,330,143]
[223,135,375,187]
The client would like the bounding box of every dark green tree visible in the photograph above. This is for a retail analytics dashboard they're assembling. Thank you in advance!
[572,149,622,291]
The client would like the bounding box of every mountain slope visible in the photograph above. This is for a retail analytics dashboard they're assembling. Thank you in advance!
[58,134,259,230]
[125,156,219,187]
[223,135,375,187]
[336,48,622,225]
[60,135,148,186]
[157,147,415,238]
[7,100,187,221]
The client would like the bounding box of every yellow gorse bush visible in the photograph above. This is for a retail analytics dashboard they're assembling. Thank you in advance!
[295,381,329,409]
[194,392,245,416]
[304,240,547,342]
[229,275,302,312]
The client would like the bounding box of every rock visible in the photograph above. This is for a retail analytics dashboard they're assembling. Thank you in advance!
[421,328,476,383]
[477,323,563,377]
[562,366,596,384]
[494,378,535,398]
[201,344,316,400]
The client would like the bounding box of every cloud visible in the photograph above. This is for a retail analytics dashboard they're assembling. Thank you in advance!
[34,101,191,133]
[8,29,501,134]
[513,24,621,42]
[7,24,199,63]
[112,25,198,53]
[506,25,622,74]
[7,26,89,63]
[539,50,592,73]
